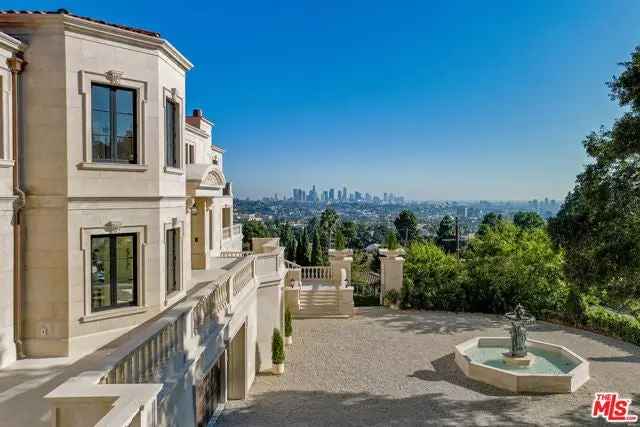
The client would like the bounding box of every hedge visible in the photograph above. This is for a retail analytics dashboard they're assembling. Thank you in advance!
[542,305,640,347]
[584,305,640,346]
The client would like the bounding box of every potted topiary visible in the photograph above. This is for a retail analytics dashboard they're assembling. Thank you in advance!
[378,232,404,258]
[384,289,401,310]
[272,328,285,374]
[329,230,353,259]
[284,307,293,345]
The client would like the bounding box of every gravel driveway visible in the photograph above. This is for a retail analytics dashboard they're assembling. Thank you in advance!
[220,307,640,426]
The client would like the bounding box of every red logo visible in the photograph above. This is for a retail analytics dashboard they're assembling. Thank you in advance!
[592,393,638,423]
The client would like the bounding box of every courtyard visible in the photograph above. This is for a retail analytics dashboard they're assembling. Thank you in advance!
[220,307,640,426]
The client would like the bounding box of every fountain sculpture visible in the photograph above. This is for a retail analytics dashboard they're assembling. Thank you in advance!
[454,303,590,393]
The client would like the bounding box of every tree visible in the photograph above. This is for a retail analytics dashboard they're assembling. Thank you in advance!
[371,223,392,244]
[394,209,419,244]
[513,211,545,230]
[403,242,466,311]
[278,223,296,261]
[464,221,567,316]
[340,221,358,248]
[310,229,324,266]
[295,228,311,266]
[436,215,456,253]
[242,220,269,249]
[478,212,503,236]
[549,45,640,302]
[334,230,346,250]
[319,208,340,252]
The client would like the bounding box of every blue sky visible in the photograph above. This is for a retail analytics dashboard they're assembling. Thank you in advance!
[6,1,640,200]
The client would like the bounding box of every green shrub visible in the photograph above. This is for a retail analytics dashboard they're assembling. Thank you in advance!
[284,307,293,337]
[462,222,567,316]
[354,295,380,306]
[583,305,640,346]
[385,232,399,250]
[402,242,466,311]
[272,328,285,364]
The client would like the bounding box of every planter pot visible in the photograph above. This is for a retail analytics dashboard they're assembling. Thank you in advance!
[272,363,285,375]
[379,248,405,258]
[390,303,400,310]
[285,335,293,345]
[329,248,353,260]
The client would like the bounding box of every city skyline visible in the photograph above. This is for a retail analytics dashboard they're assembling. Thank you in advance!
[11,1,640,202]
[250,183,561,205]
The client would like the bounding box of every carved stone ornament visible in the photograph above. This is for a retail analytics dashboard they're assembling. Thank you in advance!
[172,217,178,227]
[104,221,122,233]
[203,169,224,187]
[105,70,124,85]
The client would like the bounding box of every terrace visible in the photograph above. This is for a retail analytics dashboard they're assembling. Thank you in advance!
[0,243,285,427]
[220,308,640,426]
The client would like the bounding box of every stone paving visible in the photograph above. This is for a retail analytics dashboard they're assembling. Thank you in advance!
[220,307,640,426]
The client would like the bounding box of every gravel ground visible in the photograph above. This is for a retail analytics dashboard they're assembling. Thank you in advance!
[220,307,640,426]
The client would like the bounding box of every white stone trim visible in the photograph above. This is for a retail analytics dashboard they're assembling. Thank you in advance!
[0,32,24,52]
[80,224,148,318]
[78,70,148,167]
[0,74,9,161]
[162,87,184,172]
[61,14,193,71]
[77,162,149,172]
[163,166,184,175]
[80,305,148,323]
[162,218,186,306]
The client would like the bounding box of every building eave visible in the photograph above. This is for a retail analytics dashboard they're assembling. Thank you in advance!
[185,123,209,138]
[0,31,24,52]
[61,15,193,71]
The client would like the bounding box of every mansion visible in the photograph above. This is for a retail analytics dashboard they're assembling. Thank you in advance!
[0,9,289,427]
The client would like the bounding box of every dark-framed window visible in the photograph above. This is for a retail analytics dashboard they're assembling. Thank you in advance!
[166,228,180,295]
[185,143,195,165]
[91,84,137,163]
[91,233,137,311]
[165,99,179,168]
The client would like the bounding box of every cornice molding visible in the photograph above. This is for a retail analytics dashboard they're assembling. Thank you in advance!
[185,123,209,138]
[0,31,24,52]
[62,16,193,71]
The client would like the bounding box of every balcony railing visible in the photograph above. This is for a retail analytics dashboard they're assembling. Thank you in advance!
[233,257,254,296]
[48,243,289,427]
[103,314,187,385]
[222,224,242,240]
[220,250,253,258]
[301,266,332,282]
[101,256,262,387]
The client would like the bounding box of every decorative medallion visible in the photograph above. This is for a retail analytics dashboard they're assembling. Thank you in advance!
[105,70,124,85]
[104,221,122,233]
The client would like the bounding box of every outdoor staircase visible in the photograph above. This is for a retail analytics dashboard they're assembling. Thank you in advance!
[295,288,343,318]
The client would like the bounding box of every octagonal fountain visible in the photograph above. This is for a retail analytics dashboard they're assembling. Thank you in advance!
[454,304,589,393]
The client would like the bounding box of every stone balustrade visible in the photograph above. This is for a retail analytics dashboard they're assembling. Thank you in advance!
[45,248,287,427]
[222,226,231,239]
[301,266,332,282]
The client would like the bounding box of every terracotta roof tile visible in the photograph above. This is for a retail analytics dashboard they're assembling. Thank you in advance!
[0,9,161,38]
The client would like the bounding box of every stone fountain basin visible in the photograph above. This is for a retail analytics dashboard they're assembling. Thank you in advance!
[454,337,590,393]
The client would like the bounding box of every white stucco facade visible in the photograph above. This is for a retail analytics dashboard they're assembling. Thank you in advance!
[0,10,286,427]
